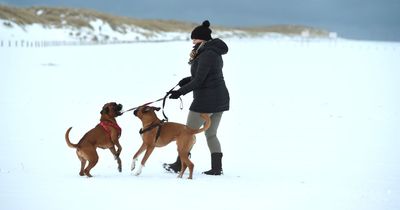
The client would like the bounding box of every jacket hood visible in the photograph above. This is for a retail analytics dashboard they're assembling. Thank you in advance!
[204,38,228,55]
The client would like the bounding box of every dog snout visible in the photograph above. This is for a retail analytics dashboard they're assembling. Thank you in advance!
[116,104,123,111]
[111,103,123,116]
[133,109,138,116]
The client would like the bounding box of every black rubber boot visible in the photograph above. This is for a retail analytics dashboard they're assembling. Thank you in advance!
[203,153,223,175]
[163,156,181,173]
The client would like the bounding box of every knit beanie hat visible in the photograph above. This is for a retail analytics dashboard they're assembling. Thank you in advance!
[191,20,212,41]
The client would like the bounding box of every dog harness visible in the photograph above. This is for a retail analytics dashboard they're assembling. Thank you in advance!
[99,121,122,138]
[139,120,165,143]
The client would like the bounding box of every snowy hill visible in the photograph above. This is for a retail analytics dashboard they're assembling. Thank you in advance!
[1,4,400,210]
[0,5,333,44]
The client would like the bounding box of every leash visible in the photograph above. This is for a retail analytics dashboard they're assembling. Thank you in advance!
[122,98,164,114]
[161,84,182,121]
[122,84,183,121]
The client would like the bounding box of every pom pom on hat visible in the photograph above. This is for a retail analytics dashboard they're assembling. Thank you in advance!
[202,20,210,27]
[191,20,212,41]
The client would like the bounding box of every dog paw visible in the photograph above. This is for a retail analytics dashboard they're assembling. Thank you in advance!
[131,158,138,171]
[134,165,144,176]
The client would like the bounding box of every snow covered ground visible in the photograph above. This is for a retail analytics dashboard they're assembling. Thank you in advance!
[1,29,400,210]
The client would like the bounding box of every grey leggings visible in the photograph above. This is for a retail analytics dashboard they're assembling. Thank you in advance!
[186,111,223,153]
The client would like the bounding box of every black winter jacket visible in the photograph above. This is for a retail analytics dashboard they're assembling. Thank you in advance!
[178,38,230,113]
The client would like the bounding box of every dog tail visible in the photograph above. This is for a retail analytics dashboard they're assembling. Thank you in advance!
[65,127,78,148]
[192,113,211,134]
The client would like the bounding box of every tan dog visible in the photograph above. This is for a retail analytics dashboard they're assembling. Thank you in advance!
[65,102,123,177]
[131,106,211,179]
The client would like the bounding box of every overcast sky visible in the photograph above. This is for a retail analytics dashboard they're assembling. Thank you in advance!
[1,0,400,41]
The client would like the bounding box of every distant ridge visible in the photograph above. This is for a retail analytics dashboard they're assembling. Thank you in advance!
[0,4,332,42]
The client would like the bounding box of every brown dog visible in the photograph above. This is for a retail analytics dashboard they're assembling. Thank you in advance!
[131,106,211,179]
[65,102,123,177]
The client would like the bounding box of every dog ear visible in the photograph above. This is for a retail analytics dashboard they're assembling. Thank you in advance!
[101,107,109,114]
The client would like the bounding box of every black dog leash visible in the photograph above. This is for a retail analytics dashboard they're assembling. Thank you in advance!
[122,98,164,114]
[122,84,183,121]
[161,84,183,121]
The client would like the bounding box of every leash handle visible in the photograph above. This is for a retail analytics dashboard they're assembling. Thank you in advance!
[162,83,179,121]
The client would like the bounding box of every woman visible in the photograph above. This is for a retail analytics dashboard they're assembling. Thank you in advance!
[164,20,230,175]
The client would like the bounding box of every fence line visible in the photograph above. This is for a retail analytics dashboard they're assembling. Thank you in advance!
[0,38,340,49]
[0,40,127,48]
[0,39,190,48]
[3,38,396,51]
